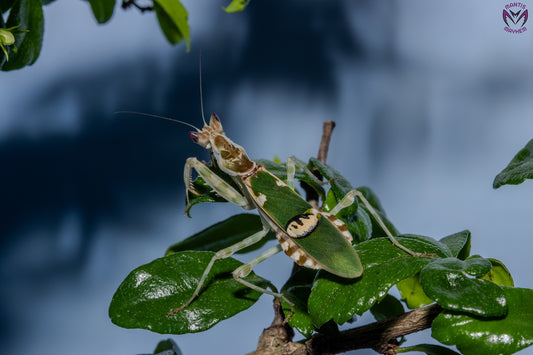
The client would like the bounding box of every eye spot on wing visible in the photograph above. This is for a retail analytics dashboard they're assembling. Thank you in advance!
[285,213,319,239]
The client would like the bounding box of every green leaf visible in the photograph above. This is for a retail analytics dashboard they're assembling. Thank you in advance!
[370,293,405,321]
[153,339,182,355]
[481,258,514,287]
[420,257,507,317]
[308,235,447,327]
[109,251,268,334]
[87,0,115,24]
[397,274,434,309]
[166,214,275,255]
[153,0,190,50]
[311,159,397,239]
[494,139,533,188]
[439,230,470,259]
[398,343,460,355]
[1,0,43,71]
[432,287,533,355]
[280,268,320,338]
[223,0,249,13]
[310,158,358,216]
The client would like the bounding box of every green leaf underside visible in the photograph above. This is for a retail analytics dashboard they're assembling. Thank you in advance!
[397,274,434,309]
[87,0,115,23]
[370,294,405,321]
[2,0,43,71]
[224,0,249,13]
[481,258,514,287]
[420,257,507,317]
[153,0,190,50]
[493,139,533,188]
[0,0,16,13]
[432,287,533,355]
[308,235,446,327]
[248,168,362,278]
[166,214,275,255]
[109,251,268,334]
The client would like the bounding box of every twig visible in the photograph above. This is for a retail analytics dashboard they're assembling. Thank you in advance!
[121,0,153,12]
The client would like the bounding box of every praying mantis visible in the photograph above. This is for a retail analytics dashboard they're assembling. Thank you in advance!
[162,112,424,318]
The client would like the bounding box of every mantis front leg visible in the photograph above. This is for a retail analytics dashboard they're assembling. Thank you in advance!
[184,157,254,210]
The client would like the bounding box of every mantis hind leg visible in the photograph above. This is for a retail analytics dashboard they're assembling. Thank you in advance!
[233,244,295,321]
[329,189,427,257]
[167,227,270,317]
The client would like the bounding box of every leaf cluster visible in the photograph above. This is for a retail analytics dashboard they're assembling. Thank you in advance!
[109,158,533,355]
[0,0,248,71]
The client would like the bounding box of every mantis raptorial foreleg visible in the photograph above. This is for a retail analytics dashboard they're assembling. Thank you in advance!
[184,157,254,209]
[329,189,425,257]
[168,228,270,316]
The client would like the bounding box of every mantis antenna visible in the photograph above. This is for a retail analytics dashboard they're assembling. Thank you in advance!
[114,111,201,132]
[199,54,207,127]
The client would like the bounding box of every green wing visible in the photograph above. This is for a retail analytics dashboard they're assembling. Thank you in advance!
[246,167,362,278]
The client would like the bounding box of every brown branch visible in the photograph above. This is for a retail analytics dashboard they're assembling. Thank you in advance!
[305,304,442,354]
[121,0,153,12]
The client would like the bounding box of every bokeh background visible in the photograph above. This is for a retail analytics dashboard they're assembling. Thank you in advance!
[1,1,533,354]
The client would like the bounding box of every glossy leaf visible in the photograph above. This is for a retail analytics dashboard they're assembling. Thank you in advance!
[494,139,533,188]
[481,258,514,287]
[397,274,434,309]
[308,235,447,327]
[420,257,507,317]
[224,0,249,13]
[1,0,43,71]
[153,0,190,50]
[439,230,470,259]
[166,214,275,255]
[398,344,460,355]
[87,0,115,24]
[109,251,268,334]
[370,293,405,321]
[432,287,533,355]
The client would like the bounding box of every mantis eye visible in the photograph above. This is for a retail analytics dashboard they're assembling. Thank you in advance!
[189,131,199,143]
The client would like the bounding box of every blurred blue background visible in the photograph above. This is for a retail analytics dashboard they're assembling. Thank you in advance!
[1,1,533,354]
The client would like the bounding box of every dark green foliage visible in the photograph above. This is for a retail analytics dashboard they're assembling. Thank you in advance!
[110,157,533,354]
[1,0,249,70]
[494,139,533,188]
